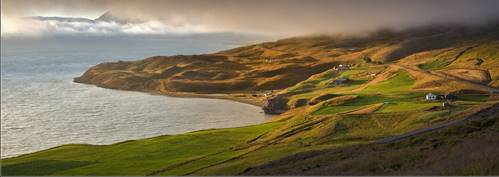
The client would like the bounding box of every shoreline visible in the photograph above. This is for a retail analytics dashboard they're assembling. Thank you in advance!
[73,80,270,108]
[2,82,272,159]
[150,91,267,108]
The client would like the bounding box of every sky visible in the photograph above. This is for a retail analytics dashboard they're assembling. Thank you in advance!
[2,0,499,37]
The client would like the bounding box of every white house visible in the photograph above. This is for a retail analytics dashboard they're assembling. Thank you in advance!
[426,93,438,101]
[338,64,349,70]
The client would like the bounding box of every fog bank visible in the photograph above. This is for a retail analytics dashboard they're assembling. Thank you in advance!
[2,0,499,37]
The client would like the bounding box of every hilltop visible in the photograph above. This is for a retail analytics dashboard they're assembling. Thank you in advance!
[3,24,499,175]
[74,24,499,105]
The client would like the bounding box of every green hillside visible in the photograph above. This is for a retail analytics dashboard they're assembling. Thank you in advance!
[2,24,499,176]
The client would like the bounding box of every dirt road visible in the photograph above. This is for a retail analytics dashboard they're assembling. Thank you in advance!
[393,63,499,93]
[378,103,498,144]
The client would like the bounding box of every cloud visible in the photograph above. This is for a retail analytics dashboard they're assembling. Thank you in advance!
[1,16,218,37]
[1,17,47,37]
[2,0,499,37]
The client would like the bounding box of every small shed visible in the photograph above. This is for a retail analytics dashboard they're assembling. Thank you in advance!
[426,93,438,101]
[442,101,450,108]
[332,77,349,84]
[444,93,457,100]
[263,90,273,97]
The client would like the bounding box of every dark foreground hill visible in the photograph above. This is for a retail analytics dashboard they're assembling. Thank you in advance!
[243,103,499,175]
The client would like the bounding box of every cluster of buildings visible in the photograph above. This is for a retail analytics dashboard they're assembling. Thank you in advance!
[425,93,456,108]
[252,90,275,98]
[331,64,352,71]
[425,93,456,101]
[328,64,354,85]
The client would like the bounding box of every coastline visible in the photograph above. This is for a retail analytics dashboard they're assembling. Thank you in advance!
[73,81,270,108]
[1,82,272,159]
[151,91,268,108]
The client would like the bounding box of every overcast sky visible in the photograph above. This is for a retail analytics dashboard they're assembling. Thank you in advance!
[2,0,499,37]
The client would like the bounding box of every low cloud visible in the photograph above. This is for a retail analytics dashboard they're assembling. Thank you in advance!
[1,16,219,37]
[2,0,499,37]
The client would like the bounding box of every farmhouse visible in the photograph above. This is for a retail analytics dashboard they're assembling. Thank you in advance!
[425,93,438,101]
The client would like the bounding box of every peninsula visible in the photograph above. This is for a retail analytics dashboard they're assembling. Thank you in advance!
[3,24,499,176]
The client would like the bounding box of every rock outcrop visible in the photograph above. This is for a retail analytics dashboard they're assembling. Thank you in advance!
[263,95,290,115]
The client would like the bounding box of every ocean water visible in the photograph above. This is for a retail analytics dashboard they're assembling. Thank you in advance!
[1,35,269,158]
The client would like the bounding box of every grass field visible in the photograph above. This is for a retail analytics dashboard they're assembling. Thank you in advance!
[2,25,498,176]
[242,103,499,175]
[1,122,283,176]
[361,70,415,94]
[3,65,492,175]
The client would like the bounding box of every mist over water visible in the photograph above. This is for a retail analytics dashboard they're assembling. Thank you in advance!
[0,35,270,158]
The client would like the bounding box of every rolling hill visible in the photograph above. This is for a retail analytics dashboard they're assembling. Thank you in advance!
[3,23,499,176]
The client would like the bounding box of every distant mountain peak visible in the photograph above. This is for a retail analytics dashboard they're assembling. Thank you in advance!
[27,11,144,25]
[94,11,143,24]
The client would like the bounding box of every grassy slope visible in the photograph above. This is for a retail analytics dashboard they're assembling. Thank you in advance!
[242,103,499,175]
[1,123,282,176]
[188,66,493,175]
[208,51,497,173]
[415,39,499,87]
[2,25,499,176]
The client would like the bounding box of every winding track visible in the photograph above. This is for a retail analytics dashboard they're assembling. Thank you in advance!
[393,63,499,93]
[377,102,498,144]
[376,62,499,143]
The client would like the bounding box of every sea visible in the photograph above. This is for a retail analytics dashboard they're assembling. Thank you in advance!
[0,35,270,158]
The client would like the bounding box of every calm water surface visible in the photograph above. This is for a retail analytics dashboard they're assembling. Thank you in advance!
[1,36,269,158]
